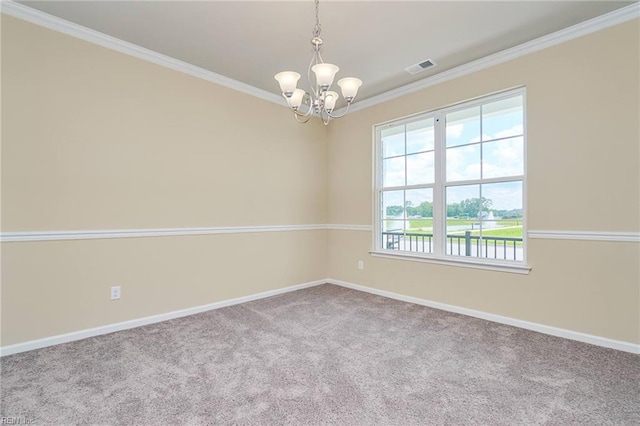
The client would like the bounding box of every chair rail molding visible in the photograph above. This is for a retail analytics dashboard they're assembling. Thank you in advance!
[0,225,328,243]
[528,230,640,243]
[3,226,638,243]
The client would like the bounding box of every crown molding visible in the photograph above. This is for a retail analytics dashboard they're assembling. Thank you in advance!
[0,0,287,107]
[338,2,640,115]
[1,1,638,115]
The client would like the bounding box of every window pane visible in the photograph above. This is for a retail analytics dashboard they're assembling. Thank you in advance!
[481,181,523,220]
[382,125,405,158]
[446,185,480,257]
[446,144,480,182]
[479,219,524,261]
[480,181,523,260]
[405,188,434,254]
[446,106,480,147]
[482,96,523,141]
[382,190,404,220]
[407,152,434,185]
[407,118,434,154]
[383,157,405,187]
[405,188,433,220]
[482,137,524,179]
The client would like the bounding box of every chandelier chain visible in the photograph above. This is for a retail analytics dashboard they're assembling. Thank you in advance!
[312,0,322,38]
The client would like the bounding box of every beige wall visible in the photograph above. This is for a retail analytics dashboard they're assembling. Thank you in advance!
[2,14,639,348]
[1,16,328,230]
[0,16,328,345]
[1,231,327,344]
[327,19,640,344]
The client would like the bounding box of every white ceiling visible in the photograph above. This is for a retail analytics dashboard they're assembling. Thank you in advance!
[17,1,637,106]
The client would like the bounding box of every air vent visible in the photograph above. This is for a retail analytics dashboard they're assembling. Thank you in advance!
[404,59,437,75]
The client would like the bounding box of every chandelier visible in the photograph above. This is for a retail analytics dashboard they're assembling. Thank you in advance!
[274,0,363,125]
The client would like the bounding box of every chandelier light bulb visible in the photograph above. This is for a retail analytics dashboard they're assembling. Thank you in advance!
[337,77,363,102]
[274,71,301,97]
[311,63,339,91]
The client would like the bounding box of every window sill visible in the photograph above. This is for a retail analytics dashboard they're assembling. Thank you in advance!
[369,250,531,274]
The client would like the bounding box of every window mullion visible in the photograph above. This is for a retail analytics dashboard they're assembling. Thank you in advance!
[433,112,446,257]
[479,104,484,258]
[403,124,408,237]
[374,126,383,251]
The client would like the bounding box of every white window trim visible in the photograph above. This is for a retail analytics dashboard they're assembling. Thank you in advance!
[369,250,531,274]
[372,87,530,273]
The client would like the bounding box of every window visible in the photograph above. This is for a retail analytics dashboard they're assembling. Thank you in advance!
[374,88,528,272]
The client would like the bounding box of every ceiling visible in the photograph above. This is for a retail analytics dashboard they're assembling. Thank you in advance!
[17,1,637,107]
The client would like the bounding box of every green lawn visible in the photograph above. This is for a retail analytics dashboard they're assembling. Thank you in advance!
[408,219,433,228]
[495,220,523,227]
[401,218,524,238]
[435,224,524,242]
[471,227,523,238]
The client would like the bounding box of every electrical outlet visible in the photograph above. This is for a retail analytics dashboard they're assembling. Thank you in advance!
[358,260,364,270]
[110,286,121,300]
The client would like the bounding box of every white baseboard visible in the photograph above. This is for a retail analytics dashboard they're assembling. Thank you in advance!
[0,279,326,357]
[328,278,640,355]
[3,278,638,356]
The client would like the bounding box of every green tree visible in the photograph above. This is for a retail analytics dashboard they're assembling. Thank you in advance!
[415,201,433,218]
[447,203,462,217]
[459,197,493,218]
[405,201,416,217]
[386,205,404,216]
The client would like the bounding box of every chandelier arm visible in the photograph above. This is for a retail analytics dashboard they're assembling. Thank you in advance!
[292,91,314,118]
[293,107,313,118]
[324,101,352,120]
[294,111,313,124]
[319,107,330,125]
[293,104,313,118]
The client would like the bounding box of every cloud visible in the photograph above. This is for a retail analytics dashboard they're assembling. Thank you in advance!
[493,124,523,140]
[483,137,524,178]
[446,144,480,182]
[446,123,464,139]
[383,157,404,187]
[482,182,522,210]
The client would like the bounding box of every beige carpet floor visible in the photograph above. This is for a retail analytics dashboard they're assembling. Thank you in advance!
[1,284,639,425]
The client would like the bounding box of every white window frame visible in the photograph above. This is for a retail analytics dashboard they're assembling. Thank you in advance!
[371,87,530,274]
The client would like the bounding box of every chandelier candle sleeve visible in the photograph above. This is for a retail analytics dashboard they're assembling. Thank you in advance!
[273,0,362,124]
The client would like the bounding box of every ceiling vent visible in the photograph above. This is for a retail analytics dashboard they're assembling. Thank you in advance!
[404,59,437,75]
